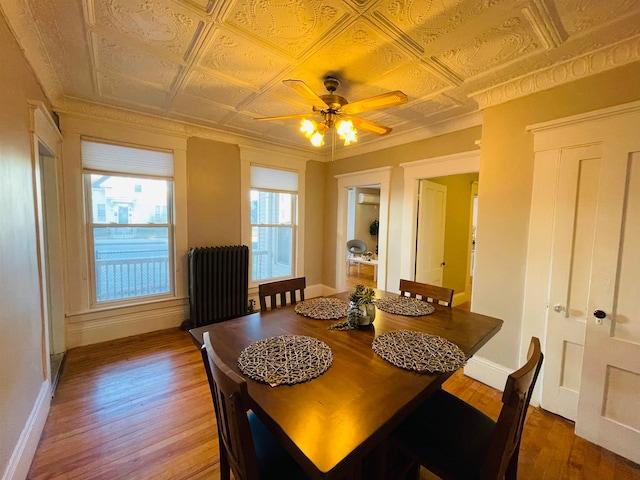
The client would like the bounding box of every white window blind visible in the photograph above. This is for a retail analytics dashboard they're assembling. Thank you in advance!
[81,140,173,177]
[251,165,297,192]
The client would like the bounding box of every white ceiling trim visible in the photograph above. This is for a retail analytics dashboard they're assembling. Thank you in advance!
[470,33,640,110]
[0,0,64,103]
[55,97,326,161]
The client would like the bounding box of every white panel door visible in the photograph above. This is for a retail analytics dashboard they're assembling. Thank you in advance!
[415,180,446,286]
[542,144,601,421]
[576,138,640,464]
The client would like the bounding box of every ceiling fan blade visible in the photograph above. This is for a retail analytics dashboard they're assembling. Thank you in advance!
[283,79,330,110]
[341,91,407,115]
[254,113,315,121]
[348,116,393,135]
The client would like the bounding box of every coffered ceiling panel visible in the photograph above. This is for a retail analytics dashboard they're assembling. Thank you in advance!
[435,15,541,79]
[221,0,354,58]
[196,27,293,89]
[92,32,184,90]
[3,0,640,158]
[89,0,205,60]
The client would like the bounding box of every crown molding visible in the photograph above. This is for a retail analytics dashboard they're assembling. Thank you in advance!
[0,0,64,104]
[54,97,326,161]
[469,33,640,110]
[332,110,484,161]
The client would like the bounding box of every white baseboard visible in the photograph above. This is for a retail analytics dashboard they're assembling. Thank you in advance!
[2,381,51,480]
[66,304,188,348]
[463,355,511,392]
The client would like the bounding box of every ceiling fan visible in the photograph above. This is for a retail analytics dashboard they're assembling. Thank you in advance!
[255,77,408,147]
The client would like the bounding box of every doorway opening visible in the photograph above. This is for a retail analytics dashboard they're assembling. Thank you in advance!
[335,167,392,293]
[30,102,65,396]
[345,186,379,290]
[399,151,480,308]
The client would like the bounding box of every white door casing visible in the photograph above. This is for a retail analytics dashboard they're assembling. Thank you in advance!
[525,100,640,464]
[399,151,480,289]
[415,180,446,286]
[335,167,391,293]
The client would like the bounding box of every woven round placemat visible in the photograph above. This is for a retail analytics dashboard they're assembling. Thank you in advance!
[372,330,466,373]
[294,297,348,320]
[376,296,435,316]
[238,335,333,386]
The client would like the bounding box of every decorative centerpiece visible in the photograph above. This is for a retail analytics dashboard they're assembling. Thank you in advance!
[347,284,376,326]
[328,284,377,330]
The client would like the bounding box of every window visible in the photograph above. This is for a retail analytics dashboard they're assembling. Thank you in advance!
[82,140,174,304]
[250,166,298,282]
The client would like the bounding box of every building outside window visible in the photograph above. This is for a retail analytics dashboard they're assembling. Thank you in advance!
[82,140,174,304]
[249,165,298,282]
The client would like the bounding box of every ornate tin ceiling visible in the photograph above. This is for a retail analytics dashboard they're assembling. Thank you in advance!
[3,0,640,156]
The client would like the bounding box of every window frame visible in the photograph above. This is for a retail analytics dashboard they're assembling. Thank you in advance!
[249,188,298,282]
[240,146,307,290]
[82,167,176,308]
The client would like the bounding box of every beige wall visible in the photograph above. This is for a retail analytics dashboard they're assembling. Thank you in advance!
[186,137,242,247]
[185,137,326,286]
[303,160,325,286]
[474,61,640,368]
[0,13,51,474]
[429,173,479,295]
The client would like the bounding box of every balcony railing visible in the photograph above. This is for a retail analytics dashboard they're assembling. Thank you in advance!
[95,257,170,302]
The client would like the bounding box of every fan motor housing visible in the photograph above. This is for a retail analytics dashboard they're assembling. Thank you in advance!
[319,94,348,111]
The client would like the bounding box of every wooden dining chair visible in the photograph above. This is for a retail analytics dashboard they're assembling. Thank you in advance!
[258,277,306,312]
[388,337,543,480]
[399,279,454,307]
[201,331,309,480]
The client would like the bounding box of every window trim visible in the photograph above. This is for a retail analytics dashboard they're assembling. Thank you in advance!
[240,145,307,290]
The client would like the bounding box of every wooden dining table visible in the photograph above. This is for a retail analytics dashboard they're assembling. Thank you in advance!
[189,290,502,480]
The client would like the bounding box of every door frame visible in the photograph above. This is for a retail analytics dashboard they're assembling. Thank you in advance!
[29,101,65,383]
[399,151,480,296]
[335,167,391,292]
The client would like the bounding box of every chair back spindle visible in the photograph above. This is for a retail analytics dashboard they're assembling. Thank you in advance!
[399,279,454,307]
[259,277,306,312]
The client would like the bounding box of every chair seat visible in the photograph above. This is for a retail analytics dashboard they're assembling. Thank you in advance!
[392,389,496,480]
[249,412,309,479]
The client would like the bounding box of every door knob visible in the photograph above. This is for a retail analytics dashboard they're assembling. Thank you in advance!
[553,304,566,313]
[593,309,606,324]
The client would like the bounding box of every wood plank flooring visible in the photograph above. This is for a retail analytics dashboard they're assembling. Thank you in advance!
[345,263,377,290]
[27,327,640,479]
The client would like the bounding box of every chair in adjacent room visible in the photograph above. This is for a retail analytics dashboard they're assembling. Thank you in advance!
[399,279,454,307]
[258,277,306,312]
[389,337,543,480]
[201,331,309,480]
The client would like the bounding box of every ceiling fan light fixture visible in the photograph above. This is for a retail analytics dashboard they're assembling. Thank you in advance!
[310,130,325,147]
[300,118,317,138]
[337,119,358,146]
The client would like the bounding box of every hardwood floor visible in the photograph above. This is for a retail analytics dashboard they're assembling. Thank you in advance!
[27,328,640,479]
[345,262,377,290]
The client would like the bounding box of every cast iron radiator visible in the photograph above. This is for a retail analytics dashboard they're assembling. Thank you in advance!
[186,245,249,328]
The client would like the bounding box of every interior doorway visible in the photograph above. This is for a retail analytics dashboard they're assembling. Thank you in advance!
[345,186,379,290]
[38,151,66,392]
[335,167,392,293]
[400,151,481,307]
[30,102,65,395]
